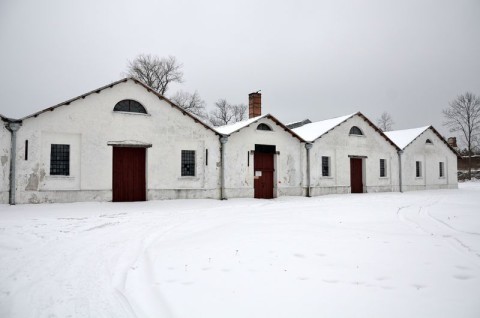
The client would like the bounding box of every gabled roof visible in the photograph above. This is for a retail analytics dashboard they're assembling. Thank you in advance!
[385,125,460,157]
[384,126,430,149]
[292,113,356,141]
[20,78,220,135]
[215,114,305,142]
[292,111,399,149]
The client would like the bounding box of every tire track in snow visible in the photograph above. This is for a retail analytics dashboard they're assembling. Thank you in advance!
[397,198,480,267]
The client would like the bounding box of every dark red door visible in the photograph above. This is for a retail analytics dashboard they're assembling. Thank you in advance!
[112,147,146,202]
[350,158,363,193]
[254,152,274,199]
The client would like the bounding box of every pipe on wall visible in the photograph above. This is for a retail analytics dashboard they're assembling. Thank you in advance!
[219,136,228,200]
[305,143,313,197]
[6,122,22,205]
[397,150,403,193]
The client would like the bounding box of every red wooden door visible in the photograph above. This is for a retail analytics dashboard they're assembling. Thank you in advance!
[112,147,146,202]
[254,152,274,199]
[350,158,363,193]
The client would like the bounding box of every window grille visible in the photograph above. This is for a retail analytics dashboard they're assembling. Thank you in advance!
[113,100,147,114]
[257,123,272,131]
[416,161,422,178]
[50,144,70,176]
[181,150,195,176]
[322,156,330,177]
[380,159,386,177]
[349,126,363,135]
[439,162,444,177]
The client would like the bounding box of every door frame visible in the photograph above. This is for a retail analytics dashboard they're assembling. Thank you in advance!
[253,144,276,199]
[349,155,366,193]
[109,143,151,202]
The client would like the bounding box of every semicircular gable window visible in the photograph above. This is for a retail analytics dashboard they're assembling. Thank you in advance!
[349,126,363,135]
[257,123,272,131]
[114,100,147,114]
[426,139,433,144]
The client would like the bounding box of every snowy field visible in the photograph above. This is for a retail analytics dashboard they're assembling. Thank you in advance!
[1,184,480,318]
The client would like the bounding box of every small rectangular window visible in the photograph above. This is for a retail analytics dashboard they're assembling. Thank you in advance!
[380,159,386,177]
[416,161,422,178]
[322,156,330,177]
[50,144,70,176]
[25,140,28,160]
[439,162,444,177]
[205,149,208,166]
[181,150,195,176]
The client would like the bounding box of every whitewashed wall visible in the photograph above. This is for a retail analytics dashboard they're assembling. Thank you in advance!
[14,80,221,203]
[0,122,10,204]
[309,115,400,195]
[400,129,458,191]
[223,117,306,198]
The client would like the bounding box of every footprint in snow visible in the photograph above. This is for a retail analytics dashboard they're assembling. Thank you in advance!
[297,277,309,281]
[293,253,305,258]
[322,279,338,284]
[411,284,426,290]
[453,274,473,280]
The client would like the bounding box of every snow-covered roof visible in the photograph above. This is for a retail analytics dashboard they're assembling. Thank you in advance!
[214,114,305,142]
[384,126,430,149]
[215,114,269,135]
[292,113,356,142]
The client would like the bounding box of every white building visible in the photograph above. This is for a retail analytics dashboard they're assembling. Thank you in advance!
[385,126,459,191]
[6,78,222,204]
[216,93,306,198]
[0,79,459,204]
[293,112,401,196]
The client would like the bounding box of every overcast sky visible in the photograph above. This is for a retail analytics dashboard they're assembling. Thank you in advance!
[1,0,479,142]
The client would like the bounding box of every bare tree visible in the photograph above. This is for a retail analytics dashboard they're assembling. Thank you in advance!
[443,92,480,179]
[208,99,248,126]
[126,54,183,95]
[170,90,207,119]
[376,112,394,132]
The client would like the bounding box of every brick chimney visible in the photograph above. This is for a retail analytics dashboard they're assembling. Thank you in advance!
[249,91,261,118]
[447,137,458,148]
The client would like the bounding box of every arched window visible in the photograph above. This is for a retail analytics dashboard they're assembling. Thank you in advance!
[257,123,272,131]
[114,100,147,114]
[426,139,433,144]
[349,126,363,135]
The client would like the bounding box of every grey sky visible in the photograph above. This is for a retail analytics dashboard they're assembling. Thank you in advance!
[1,0,479,144]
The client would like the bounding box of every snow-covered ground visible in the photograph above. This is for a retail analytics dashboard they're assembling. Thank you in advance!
[1,184,480,318]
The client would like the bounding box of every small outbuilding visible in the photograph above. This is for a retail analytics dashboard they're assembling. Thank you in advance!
[293,112,401,195]
[216,92,307,199]
[385,126,458,191]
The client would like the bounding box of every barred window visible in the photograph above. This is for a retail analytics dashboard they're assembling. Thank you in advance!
[349,126,363,135]
[181,150,195,176]
[416,161,422,178]
[50,144,70,176]
[322,156,330,177]
[380,159,386,177]
[113,99,147,114]
[257,123,272,131]
[439,162,444,177]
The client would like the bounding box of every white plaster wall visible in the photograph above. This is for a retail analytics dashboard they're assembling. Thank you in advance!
[400,129,458,191]
[0,123,11,204]
[309,115,400,195]
[14,80,221,203]
[223,117,305,198]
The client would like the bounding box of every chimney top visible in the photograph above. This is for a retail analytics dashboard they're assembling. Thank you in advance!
[249,91,261,118]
